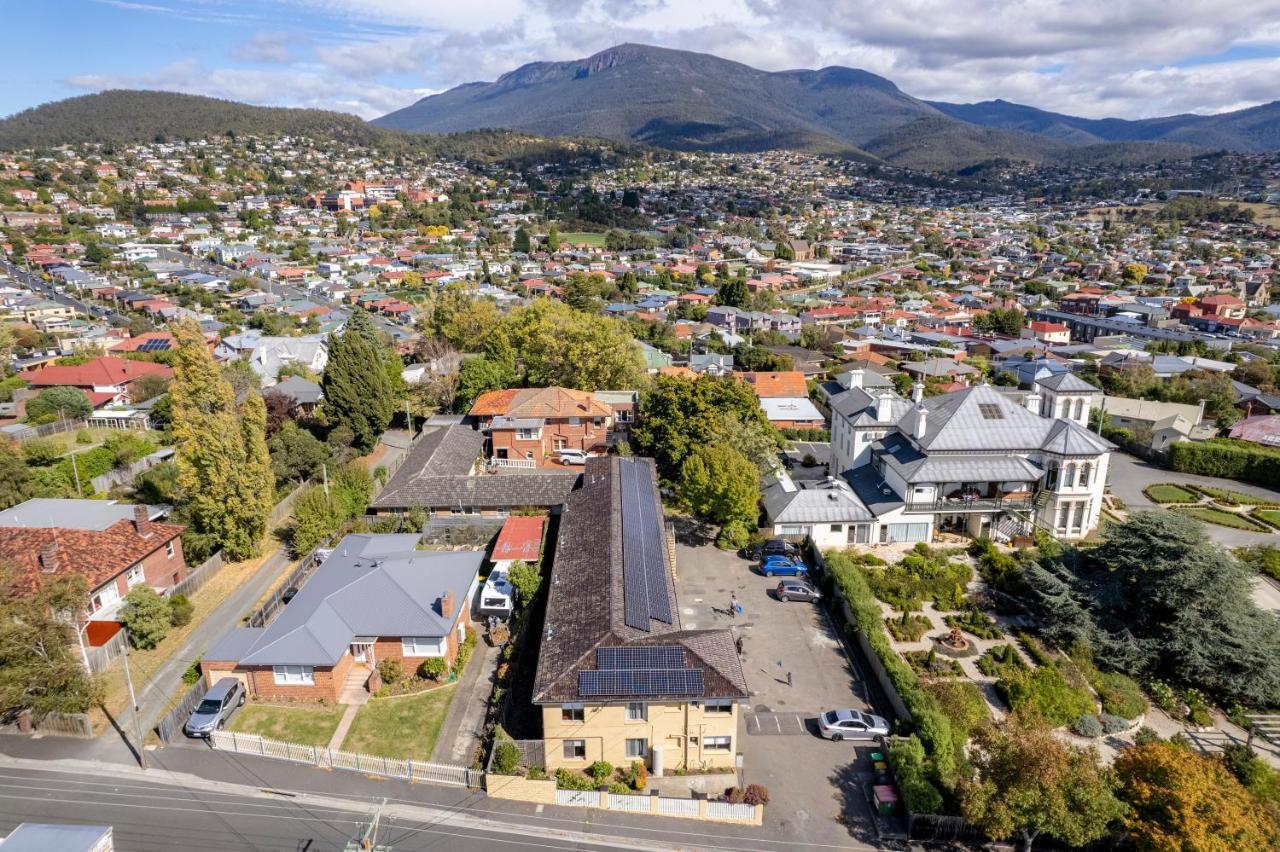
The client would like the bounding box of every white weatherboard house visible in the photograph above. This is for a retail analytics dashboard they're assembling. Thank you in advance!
[781,375,1114,545]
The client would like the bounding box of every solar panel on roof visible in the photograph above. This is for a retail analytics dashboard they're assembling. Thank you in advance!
[619,459,673,629]
[620,460,655,631]
[598,646,684,670]
[579,668,703,698]
[977,403,1004,420]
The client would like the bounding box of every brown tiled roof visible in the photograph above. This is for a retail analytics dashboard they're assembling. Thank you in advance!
[532,457,747,704]
[741,371,808,398]
[19,356,171,389]
[470,387,612,420]
[0,519,184,596]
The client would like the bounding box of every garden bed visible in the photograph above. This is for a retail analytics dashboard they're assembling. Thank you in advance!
[1142,483,1198,504]
[1252,509,1280,530]
[861,543,971,611]
[975,644,1029,679]
[943,609,1003,640]
[1188,484,1280,507]
[1171,505,1271,532]
[885,614,932,642]
[903,650,964,678]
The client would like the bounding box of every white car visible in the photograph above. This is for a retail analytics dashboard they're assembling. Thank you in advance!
[479,569,515,618]
[557,449,590,465]
[818,709,890,741]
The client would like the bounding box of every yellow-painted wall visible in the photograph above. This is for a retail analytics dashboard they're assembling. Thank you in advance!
[542,701,738,772]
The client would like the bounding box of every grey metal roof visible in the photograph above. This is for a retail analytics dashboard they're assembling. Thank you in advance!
[0,499,165,531]
[902,385,1063,452]
[0,824,113,852]
[272,375,323,404]
[844,466,905,516]
[1040,420,1114,456]
[490,416,546,429]
[763,475,874,523]
[211,534,482,667]
[1034,371,1099,393]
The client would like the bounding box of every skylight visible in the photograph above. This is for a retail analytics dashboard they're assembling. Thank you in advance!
[977,403,1005,420]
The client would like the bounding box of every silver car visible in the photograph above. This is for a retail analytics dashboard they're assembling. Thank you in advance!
[818,708,890,741]
[184,677,245,738]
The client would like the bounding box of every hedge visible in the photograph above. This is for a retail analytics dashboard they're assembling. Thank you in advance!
[1168,439,1280,487]
[826,552,958,795]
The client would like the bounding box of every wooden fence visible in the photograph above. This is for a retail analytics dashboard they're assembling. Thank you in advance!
[33,711,93,739]
[155,680,207,744]
[243,546,325,629]
[168,550,227,600]
[82,627,129,674]
[209,730,482,788]
[90,448,174,493]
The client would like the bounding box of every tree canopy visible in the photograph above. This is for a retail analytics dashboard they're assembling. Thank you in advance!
[1024,511,1280,706]
[631,375,775,476]
[322,319,395,453]
[0,570,102,717]
[25,386,92,423]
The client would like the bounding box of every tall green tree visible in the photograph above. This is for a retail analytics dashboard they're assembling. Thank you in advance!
[513,227,531,254]
[717,277,749,309]
[498,299,645,391]
[960,714,1124,851]
[25,386,92,423]
[322,322,394,453]
[632,375,774,476]
[170,319,275,560]
[679,443,759,527]
[0,571,102,717]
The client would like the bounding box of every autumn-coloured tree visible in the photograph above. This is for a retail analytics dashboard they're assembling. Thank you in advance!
[960,713,1124,850]
[1115,741,1277,851]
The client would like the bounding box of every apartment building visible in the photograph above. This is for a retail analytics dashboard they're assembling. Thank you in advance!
[471,387,614,468]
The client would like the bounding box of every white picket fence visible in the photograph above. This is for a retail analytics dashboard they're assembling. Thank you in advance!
[609,792,651,813]
[657,797,700,818]
[555,789,601,807]
[706,801,757,821]
[209,731,479,788]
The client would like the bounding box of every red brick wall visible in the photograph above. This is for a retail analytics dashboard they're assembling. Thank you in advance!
[107,536,188,599]
[490,419,609,468]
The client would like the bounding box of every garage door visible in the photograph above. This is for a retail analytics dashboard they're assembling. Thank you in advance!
[884,523,929,543]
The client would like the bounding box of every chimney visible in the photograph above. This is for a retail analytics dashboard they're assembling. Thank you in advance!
[133,504,151,537]
[1196,398,1207,424]
[440,591,456,619]
[875,391,893,423]
[912,381,924,404]
[39,542,59,574]
[845,370,863,390]
[1025,391,1042,417]
[914,407,929,440]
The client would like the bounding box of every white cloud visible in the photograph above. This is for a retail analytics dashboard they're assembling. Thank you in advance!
[68,0,1280,119]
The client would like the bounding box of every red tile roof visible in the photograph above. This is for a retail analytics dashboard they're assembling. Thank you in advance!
[0,519,183,597]
[19,356,171,389]
[741,371,808,398]
[491,515,545,563]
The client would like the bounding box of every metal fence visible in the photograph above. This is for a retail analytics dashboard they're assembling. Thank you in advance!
[82,627,129,674]
[6,417,89,444]
[244,547,324,629]
[155,680,207,743]
[209,730,481,788]
[33,712,93,738]
[168,551,226,600]
[90,448,174,493]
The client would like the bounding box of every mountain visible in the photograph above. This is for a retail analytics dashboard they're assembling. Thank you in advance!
[930,98,1280,152]
[375,44,938,155]
[0,90,388,149]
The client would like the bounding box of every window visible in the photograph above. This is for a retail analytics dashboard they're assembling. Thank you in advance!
[273,665,315,685]
[704,736,732,751]
[568,417,580,426]
[166,541,176,559]
[704,699,733,714]
[563,739,586,759]
[625,738,648,759]
[554,438,566,450]
[626,702,646,721]
[1073,503,1086,529]
[401,636,446,657]
[125,563,144,588]
[1059,503,1071,530]
[516,428,537,441]
[1079,462,1092,488]
[830,524,842,533]
[561,703,585,722]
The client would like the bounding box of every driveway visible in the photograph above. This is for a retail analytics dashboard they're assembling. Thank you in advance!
[673,537,885,849]
[1106,452,1280,548]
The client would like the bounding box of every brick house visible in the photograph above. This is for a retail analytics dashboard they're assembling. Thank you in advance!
[471,387,614,468]
[18,356,172,407]
[0,499,186,644]
[203,535,480,702]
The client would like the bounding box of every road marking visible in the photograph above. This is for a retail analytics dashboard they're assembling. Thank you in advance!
[745,711,811,736]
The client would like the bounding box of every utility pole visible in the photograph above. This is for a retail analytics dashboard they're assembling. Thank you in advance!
[322,463,329,499]
[345,798,390,851]
[70,450,83,498]
[120,630,148,770]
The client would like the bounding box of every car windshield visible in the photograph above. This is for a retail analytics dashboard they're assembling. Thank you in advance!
[824,711,838,724]
[196,699,222,714]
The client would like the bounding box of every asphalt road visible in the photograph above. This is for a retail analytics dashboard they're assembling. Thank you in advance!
[0,766,631,852]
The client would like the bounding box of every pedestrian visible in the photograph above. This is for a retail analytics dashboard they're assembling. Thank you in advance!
[729,593,738,619]
[786,671,793,687]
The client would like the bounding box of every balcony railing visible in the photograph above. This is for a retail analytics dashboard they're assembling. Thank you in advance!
[904,494,1035,513]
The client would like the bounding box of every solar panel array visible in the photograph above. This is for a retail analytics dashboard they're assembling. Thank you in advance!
[598,646,684,670]
[619,460,673,631]
[137,338,171,352]
[579,668,704,698]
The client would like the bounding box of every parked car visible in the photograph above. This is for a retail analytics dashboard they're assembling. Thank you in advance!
[760,555,809,578]
[184,677,245,738]
[818,708,890,741]
[557,449,590,465]
[742,537,798,561]
[775,579,820,602]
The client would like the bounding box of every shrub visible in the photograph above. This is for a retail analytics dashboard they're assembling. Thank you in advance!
[607,782,632,795]
[21,437,63,465]
[120,586,171,649]
[1072,714,1104,737]
[743,784,770,806]
[716,519,752,550]
[493,741,520,775]
[1099,713,1131,734]
[454,627,477,672]
[944,609,1003,640]
[1147,679,1180,715]
[885,613,932,642]
[182,657,202,685]
[419,657,449,681]
[724,786,745,804]
[1168,438,1280,487]
[75,429,93,444]
[167,593,193,627]
[555,768,595,790]
[526,766,546,780]
[889,735,944,814]
[1184,688,1213,726]
[507,560,542,609]
[976,644,1027,678]
[377,659,403,684]
[626,760,647,790]
[1132,726,1161,745]
[1092,670,1147,720]
[997,666,1095,727]
[923,681,989,741]
[862,550,972,612]
[588,760,614,782]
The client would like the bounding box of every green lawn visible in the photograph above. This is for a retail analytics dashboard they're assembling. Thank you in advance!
[1172,506,1271,532]
[340,685,454,759]
[559,231,607,247]
[1193,484,1280,507]
[1253,509,1280,530]
[228,703,347,746]
[1143,483,1198,504]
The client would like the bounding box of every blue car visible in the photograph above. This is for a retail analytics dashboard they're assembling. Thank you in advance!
[760,555,808,577]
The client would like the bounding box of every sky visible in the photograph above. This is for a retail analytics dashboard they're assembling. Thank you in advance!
[4,0,1280,122]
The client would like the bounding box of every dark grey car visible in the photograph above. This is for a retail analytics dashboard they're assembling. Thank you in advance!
[184,677,245,738]
[775,579,820,602]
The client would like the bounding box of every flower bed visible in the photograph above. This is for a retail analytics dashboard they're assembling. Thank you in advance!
[904,650,964,678]
[943,609,1003,640]
[885,613,933,642]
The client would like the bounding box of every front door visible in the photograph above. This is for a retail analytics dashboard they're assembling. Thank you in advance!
[350,642,374,664]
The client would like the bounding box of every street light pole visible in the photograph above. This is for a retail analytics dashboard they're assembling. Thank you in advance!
[119,629,148,770]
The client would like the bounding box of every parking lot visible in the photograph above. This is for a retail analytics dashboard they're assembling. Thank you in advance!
[673,536,884,848]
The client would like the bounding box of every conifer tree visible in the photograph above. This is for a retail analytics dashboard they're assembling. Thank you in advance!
[322,316,394,453]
